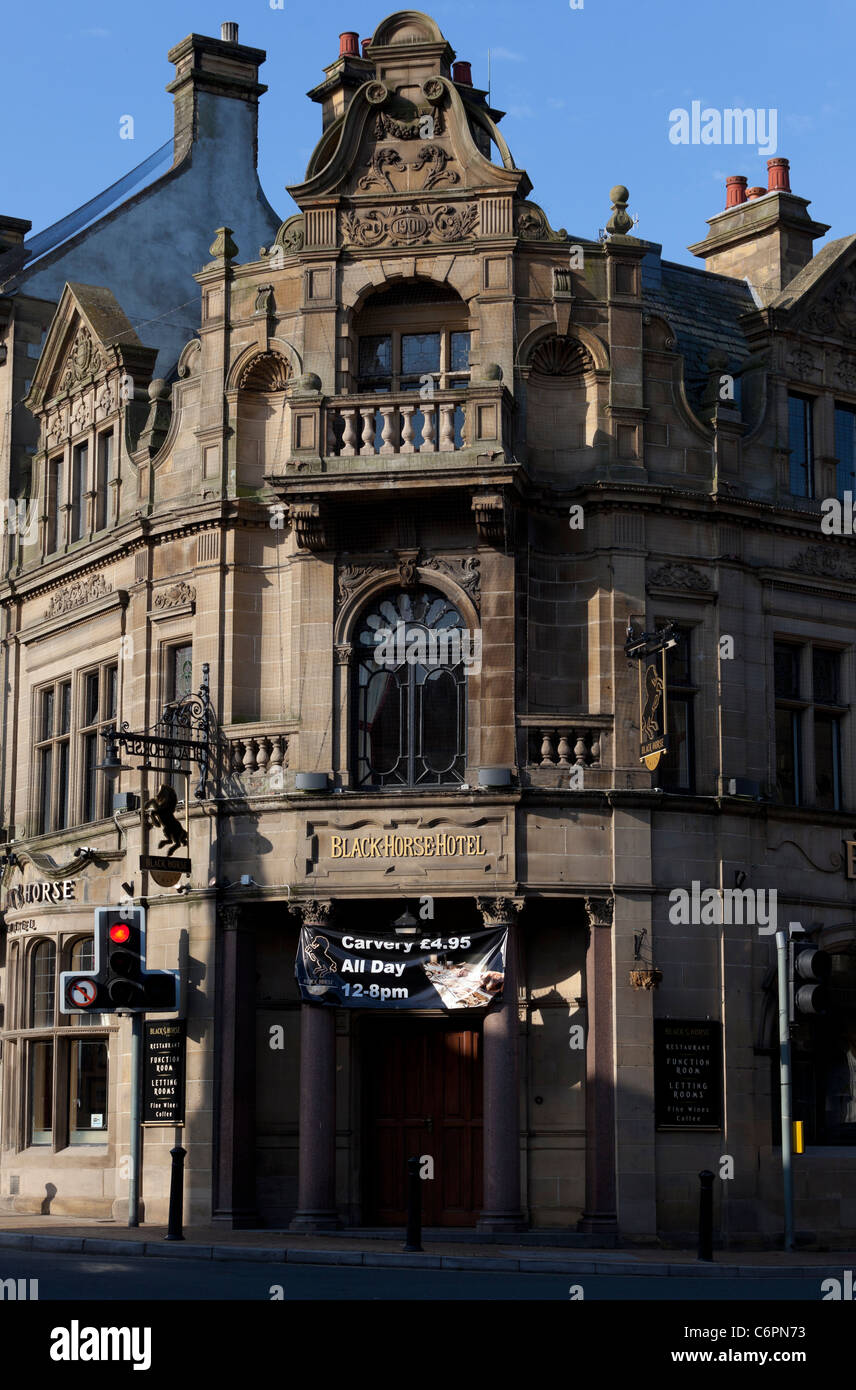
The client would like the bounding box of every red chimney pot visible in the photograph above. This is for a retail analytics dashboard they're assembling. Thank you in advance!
[339,31,359,57]
[767,157,791,192]
[452,60,473,86]
[362,37,372,56]
[725,175,747,209]
[746,186,766,200]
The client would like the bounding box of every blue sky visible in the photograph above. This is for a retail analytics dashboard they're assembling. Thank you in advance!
[5,0,853,266]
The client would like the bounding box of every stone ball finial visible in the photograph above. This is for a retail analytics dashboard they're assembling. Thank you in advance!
[209,226,238,262]
[148,379,171,401]
[606,186,633,236]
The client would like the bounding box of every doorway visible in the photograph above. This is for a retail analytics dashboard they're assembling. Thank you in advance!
[362,1017,483,1226]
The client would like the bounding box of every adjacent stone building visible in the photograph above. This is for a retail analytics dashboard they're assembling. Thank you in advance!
[1,10,855,1245]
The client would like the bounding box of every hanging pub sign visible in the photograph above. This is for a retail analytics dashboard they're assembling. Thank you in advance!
[638,648,668,770]
[142,1020,186,1126]
[295,925,507,1010]
[626,620,677,771]
[654,1018,722,1130]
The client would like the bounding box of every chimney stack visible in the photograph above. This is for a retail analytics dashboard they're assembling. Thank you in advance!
[167,27,268,168]
[767,157,791,192]
[689,158,829,303]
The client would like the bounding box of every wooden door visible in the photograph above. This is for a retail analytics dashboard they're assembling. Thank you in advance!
[362,1019,483,1226]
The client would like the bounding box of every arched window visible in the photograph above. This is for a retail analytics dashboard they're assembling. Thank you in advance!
[31,940,56,1028]
[353,588,469,789]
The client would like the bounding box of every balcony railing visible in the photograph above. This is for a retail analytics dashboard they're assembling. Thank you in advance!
[221,726,289,796]
[326,391,467,458]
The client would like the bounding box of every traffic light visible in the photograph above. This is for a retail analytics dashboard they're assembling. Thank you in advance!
[790,937,831,1019]
[59,906,179,1014]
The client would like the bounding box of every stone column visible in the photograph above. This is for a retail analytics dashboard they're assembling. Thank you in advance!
[476,896,526,1232]
[580,896,618,1234]
[213,902,258,1227]
[290,900,340,1231]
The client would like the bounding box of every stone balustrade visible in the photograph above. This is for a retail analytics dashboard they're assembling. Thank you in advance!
[531,727,604,768]
[223,730,289,792]
[327,392,466,457]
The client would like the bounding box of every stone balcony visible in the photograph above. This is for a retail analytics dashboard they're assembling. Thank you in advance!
[269,379,516,497]
[518,716,614,789]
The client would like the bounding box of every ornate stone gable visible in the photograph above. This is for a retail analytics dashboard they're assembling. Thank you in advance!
[799,271,856,339]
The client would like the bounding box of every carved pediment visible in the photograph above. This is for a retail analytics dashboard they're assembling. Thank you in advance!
[25,282,157,421]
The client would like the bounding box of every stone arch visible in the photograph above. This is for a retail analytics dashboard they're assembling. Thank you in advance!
[226,344,296,394]
[335,566,480,648]
[369,10,446,46]
[516,322,609,375]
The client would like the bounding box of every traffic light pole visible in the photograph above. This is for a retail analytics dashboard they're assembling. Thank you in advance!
[775,930,794,1251]
[128,1013,143,1228]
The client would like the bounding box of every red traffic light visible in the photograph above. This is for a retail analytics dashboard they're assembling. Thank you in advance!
[109,922,131,944]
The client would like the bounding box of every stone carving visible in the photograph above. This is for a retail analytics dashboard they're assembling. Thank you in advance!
[411,144,459,191]
[69,394,92,433]
[153,581,196,610]
[791,547,856,582]
[423,554,481,604]
[254,285,275,316]
[366,84,390,108]
[516,200,568,243]
[422,77,445,102]
[584,896,614,929]
[337,562,387,606]
[476,896,523,926]
[804,275,856,337]
[60,326,103,392]
[788,348,817,377]
[835,357,856,390]
[374,109,445,139]
[290,898,334,927]
[96,381,116,415]
[472,491,505,544]
[648,563,712,591]
[46,572,112,617]
[341,202,478,248]
[280,217,305,254]
[45,408,69,446]
[530,336,590,377]
[398,554,419,588]
[291,501,327,552]
[359,144,459,194]
[359,147,407,192]
[239,351,290,391]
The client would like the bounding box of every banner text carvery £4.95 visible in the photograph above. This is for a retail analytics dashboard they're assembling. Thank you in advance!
[295,926,507,1010]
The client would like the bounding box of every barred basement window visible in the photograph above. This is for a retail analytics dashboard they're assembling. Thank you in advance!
[353,589,467,789]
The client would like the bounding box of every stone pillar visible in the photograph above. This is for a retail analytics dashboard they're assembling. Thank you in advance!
[476,896,526,1232]
[213,902,258,1227]
[580,896,618,1234]
[290,900,340,1231]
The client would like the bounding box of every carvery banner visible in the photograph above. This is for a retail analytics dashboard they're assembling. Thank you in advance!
[295,925,507,1010]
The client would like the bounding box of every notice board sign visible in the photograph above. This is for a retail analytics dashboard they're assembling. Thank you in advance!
[143,1020,186,1126]
[295,926,507,1010]
[654,1018,722,1130]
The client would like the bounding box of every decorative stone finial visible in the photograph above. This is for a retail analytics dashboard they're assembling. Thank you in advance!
[606,185,633,236]
[209,227,238,262]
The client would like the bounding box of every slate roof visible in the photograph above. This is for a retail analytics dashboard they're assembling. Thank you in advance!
[642,253,757,409]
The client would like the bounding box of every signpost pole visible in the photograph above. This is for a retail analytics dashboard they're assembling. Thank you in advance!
[775,930,794,1250]
[128,1012,143,1228]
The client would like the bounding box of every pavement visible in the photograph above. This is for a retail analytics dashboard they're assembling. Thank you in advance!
[0,1213,854,1278]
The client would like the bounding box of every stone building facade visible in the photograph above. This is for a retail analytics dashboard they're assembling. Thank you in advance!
[1,10,855,1245]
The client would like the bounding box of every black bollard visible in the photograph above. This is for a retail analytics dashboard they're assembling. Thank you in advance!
[697,1169,715,1261]
[403,1155,423,1253]
[164,1146,187,1242]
